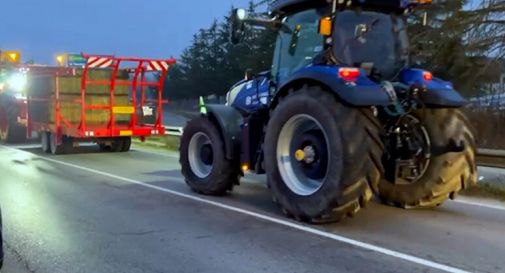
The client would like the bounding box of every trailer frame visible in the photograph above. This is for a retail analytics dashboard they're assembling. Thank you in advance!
[25,53,176,148]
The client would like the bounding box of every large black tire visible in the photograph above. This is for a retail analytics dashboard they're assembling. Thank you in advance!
[180,116,240,195]
[378,109,477,208]
[49,133,73,155]
[264,86,383,223]
[0,93,26,143]
[120,137,132,152]
[111,138,125,153]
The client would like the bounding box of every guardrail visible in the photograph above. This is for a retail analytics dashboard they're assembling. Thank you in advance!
[476,149,505,168]
[160,128,505,168]
[165,126,184,137]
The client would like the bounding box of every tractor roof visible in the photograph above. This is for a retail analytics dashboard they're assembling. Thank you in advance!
[270,0,327,14]
[270,0,411,15]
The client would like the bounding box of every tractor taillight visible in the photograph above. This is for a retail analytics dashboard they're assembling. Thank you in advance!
[423,71,433,81]
[338,68,360,82]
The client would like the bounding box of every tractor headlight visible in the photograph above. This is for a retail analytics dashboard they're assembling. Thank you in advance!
[8,73,27,93]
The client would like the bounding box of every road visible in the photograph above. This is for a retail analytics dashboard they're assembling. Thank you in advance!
[0,144,504,273]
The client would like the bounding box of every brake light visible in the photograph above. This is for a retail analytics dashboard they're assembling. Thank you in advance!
[423,71,433,81]
[338,68,360,82]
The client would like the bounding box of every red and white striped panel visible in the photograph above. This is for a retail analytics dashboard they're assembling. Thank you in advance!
[147,60,170,72]
[87,56,113,68]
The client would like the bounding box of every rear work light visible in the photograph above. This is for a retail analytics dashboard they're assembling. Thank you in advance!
[338,67,360,82]
[423,71,433,81]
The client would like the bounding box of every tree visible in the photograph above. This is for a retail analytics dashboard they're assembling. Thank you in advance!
[165,2,275,100]
[409,0,504,96]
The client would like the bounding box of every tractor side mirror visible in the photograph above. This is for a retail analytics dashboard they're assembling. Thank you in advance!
[244,69,254,81]
[231,8,248,44]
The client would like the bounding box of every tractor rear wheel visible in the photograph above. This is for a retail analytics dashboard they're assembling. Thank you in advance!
[378,109,477,208]
[264,86,383,223]
[180,116,240,195]
[0,94,26,143]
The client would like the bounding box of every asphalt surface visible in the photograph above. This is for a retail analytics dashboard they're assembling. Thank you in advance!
[0,144,504,273]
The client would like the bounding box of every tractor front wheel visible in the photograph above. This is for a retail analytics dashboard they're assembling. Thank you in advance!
[379,109,477,208]
[180,116,240,195]
[264,86,383,223]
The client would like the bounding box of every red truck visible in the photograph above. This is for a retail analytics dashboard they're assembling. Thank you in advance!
[1,53,175,154]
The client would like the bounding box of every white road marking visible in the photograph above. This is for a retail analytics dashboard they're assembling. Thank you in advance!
[453,199,505,211]
[1,145,471,273]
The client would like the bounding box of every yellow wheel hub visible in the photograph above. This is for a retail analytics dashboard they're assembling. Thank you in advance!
[295,149,305,162]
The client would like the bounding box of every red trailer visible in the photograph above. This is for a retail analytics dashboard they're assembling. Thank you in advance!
[25,53,176,154]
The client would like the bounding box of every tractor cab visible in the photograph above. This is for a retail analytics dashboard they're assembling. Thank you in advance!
[235,0,430,82]
[229,0,446,112]
[270,1,410,82]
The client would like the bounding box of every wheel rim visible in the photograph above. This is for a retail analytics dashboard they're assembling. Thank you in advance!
[277,114,331,196]
[50,133,57,153]
[188,132,214,179]
[0,112,8,141]
[385,115,431,185]
[41,132,48,151]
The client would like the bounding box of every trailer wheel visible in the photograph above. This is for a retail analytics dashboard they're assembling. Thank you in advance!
[378,109,477,208]
[0,94,26,143]
[111,138,125,153]
[41,131,50,153]
[49,133,72,155]
[265,86,383,223]
[120,137,132,152]
[180,116,239,195]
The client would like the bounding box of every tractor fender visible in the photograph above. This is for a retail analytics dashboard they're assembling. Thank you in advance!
[419,88,467,107]
[400,69,467,107]
[274,65,392,107]
[205,104,243,160]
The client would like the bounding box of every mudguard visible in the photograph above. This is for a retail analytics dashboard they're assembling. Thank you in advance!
[205,104,243,160]
[400,69,467,107]
[276,65,392,106]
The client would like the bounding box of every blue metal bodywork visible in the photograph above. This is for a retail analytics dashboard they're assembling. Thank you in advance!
[400,68,467,107]
[276,65,392,106]
[229,66,467,112]
[230,73,271,114]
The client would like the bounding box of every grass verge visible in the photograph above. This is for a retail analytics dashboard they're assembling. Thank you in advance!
[132,135,180,151]
[461,182,505,202]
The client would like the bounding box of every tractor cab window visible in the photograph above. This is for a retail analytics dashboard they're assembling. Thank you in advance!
[332,10,409,80]
[271,9,325,85]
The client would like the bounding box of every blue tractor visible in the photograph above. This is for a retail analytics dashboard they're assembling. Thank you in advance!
[179,0,477,223]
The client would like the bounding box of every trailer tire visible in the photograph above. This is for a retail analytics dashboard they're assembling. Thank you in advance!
[49,133,72,155]
[180,116,240,195]
[120,137,131,152]
[0,94,26,143]
[379,109,477,208]
[111,138,124,153]
[41,131,50,153]
[264,86,383,223]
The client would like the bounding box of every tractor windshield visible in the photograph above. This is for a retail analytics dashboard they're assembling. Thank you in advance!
[271,8,326,84]
[332,10,409,80]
